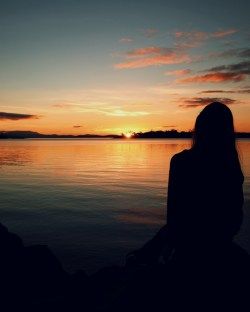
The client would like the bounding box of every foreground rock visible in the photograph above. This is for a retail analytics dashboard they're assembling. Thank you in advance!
[0,223,250,311]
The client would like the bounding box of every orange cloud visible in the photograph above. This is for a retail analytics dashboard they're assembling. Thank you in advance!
[127,46,163,57]
[165,69,191,76]
[115,46,190,69]
[115,55,189,69]
[52,103,75,108]
[211,29,237,38]
[178,72,246,83]
[178,61,250,84]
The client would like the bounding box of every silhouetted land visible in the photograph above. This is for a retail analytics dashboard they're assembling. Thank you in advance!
[131,130,250,139]
[1,222,250,311]
[1,130,250,139]
[0,131,121,139]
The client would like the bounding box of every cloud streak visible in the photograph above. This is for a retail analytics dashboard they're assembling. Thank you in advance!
[180,97,236,108]
[210,48,250,59]
[104,109,150,117]
[178,60,250,84]
[211,29,237,38]
[115,46,190,69]
[199,89,250,94]
[174,29,237,48]
[119,37,133,43]
[174,31,208,48]
[165,69,191,76]
[207,61,250,75]
[0,112,39,120]
[114,28,239,70]
[178,72,245,83]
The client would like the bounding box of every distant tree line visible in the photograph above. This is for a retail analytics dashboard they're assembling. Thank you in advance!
[126,130,192,139]
[0,131,120,139]
[1,130,250,139]
[122,130,250,139]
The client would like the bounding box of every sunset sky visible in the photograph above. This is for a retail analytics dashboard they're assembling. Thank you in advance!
[0,0,250,134]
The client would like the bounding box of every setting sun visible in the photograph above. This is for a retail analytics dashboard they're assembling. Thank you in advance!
[124,133,133,139]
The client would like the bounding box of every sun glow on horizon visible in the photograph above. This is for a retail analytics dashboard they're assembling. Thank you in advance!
[124,132,133,139]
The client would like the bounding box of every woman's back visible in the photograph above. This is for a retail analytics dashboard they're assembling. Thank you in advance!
[166,102,244,249]
[167,144,244,250]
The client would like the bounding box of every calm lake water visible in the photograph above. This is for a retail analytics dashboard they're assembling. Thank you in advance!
[0,139,250,273]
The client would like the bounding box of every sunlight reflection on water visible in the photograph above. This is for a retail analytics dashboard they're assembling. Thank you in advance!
[0,139,249,273]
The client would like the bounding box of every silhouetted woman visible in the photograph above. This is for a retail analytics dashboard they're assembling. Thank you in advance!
[128,102,244,264]
[168,101,244,253]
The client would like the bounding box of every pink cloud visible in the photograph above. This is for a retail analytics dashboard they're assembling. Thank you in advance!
[174,29,238,48]
[127,46,163,57]
[115,46,190,69]
[174,31,208,48]
[178,72,246,83]
[175,31,208,40]
[165,69,191,76]
[174,31,184,38]
[115,54,189,69]
[211,29,237,38]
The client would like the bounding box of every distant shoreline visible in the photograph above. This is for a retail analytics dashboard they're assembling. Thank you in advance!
[1,130,250,139]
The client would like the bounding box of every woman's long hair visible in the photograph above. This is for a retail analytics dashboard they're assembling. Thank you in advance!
[192,102,235,152]
[192,102,243,179]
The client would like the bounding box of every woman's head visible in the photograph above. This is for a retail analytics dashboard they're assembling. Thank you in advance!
[192,102,236,153]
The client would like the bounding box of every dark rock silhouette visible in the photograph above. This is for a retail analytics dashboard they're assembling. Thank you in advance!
[0,222,250,311]
[0,223,69,310]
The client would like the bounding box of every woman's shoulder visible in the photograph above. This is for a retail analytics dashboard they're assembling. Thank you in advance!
[170,149,195,172]
[171,149,193,163]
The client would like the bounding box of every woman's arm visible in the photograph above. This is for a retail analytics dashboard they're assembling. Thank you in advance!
[166,154,181,238]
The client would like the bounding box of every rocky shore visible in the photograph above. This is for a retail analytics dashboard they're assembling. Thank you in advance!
[1,222,250,311]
